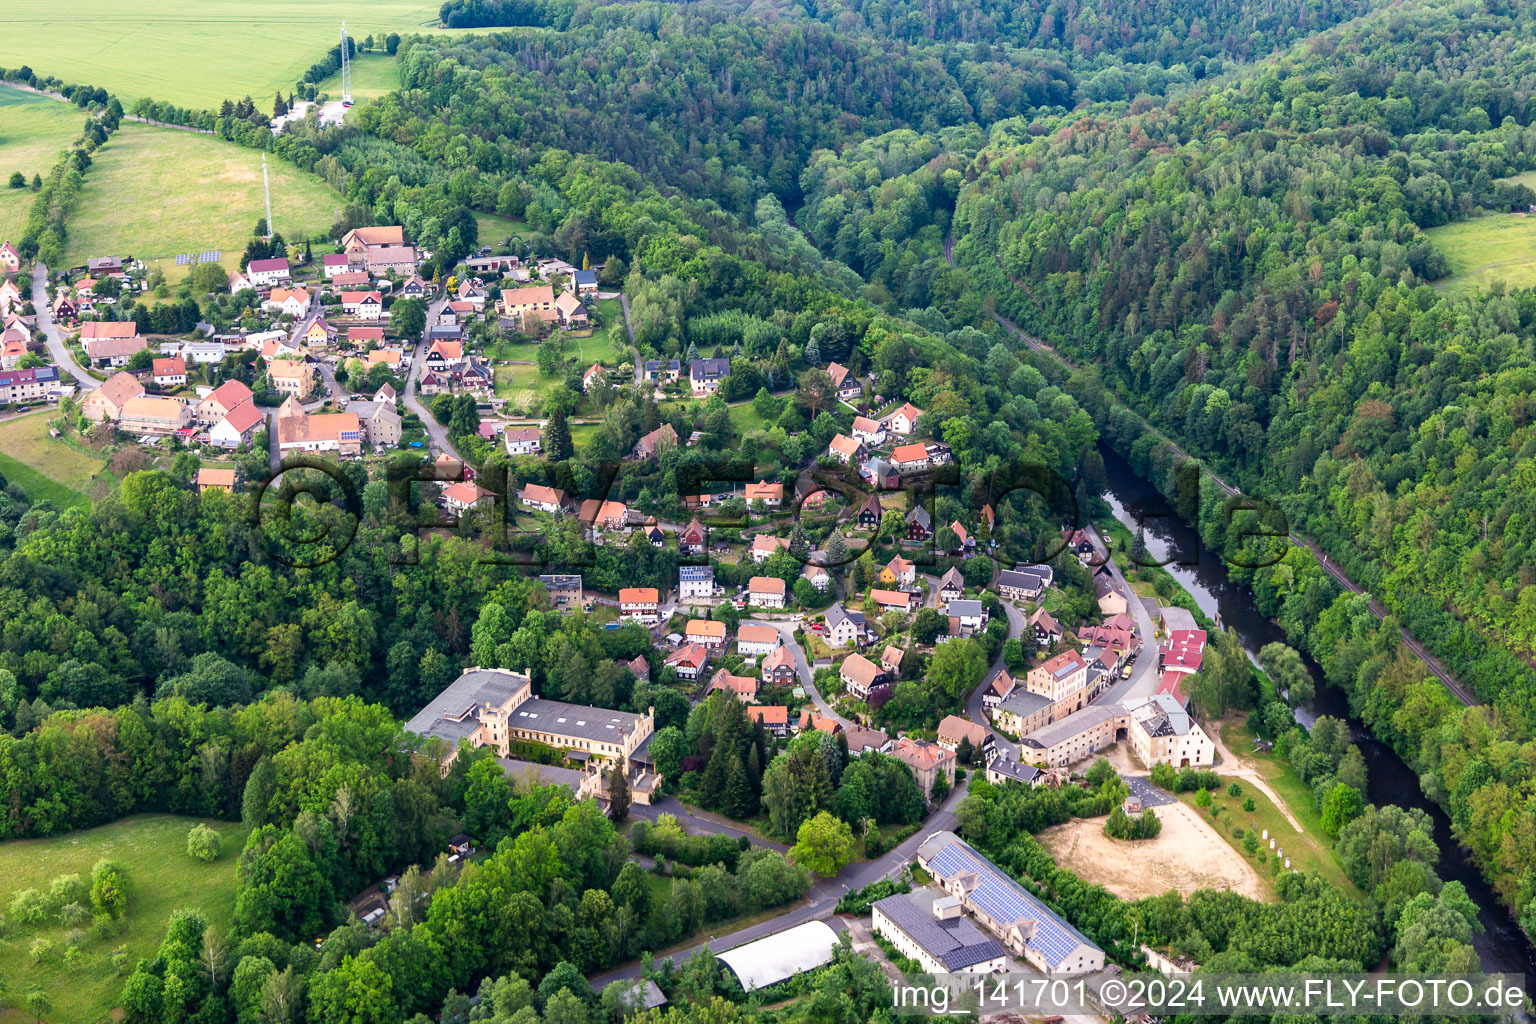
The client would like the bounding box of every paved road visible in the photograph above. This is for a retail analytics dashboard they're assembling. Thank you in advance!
[402,293,464,462]
[33,263,100,390]
[614,291,642,387]
[629,795,789,852]
[962,584,1025,760]
[589,774,969,988]
[1085,525,1163,706]
[741,616,857,731]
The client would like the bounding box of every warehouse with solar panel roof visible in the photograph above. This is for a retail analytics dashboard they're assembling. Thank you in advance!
[916,830,1105,975]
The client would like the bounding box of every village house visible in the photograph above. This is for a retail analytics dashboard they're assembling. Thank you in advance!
[996,565,1054,603]
[245,257,291,287]
[850,415,885,446]
[578,498,629,532]
[856,493,883,530]
[519,483,566,514]
[825,361,863,401]
[0,240,20,273]
[81,371,145,422]
[800,710,842,735]
[581,363,608,393]
[537,574,584,610]
[880,555,915,587]
[823,603,864,648]
[686,619,728,650]
[991,686,1052,739]
[762,645,797,686]
[665,643,708,681]
[893,737,955,801]
[689,357,730,395]
[503,427,542,456]
[751,533,790,563]
[870,588,915,615]
[572,268,598,294]
[195,466,237,493]
[0,366,60,405]
[366,245,417,276]
[209,400,265,449]
[0,279,22,315]
[745,481,784,507]
[677,518,708,555]
[498,284,556,324]
[708,669,759,703]
[891,442,930,475]
[948,520,973,554]
[329,270,371,290]
[340,291,383,319]
[276,412,363,456]
[906,505,933,541]
[1094,571,1128,616]
[194,379,254,427]
[618,587,661,625]
[399,275,429,299]
[937,715,993,761]
[1025,650,1091,719]
[981,671,1015,710]
[880,645,905,676]
[827,433,864,464]
[554,290,588,329]
[322,254,352,278]
[632,423,677,459]
[748,705,790,736]
[871,892,1009,976]
[839,653,887,701]
[884,401,922,435]
[81,322,144,368]
[151,356,187,388]
[267,359,315,397]
[801,563,831,590]
[1161,629,1208,674]
[748,576,787,609]
[947,599,988,637]
[120,396,192,435]
[678,565,716,600]
[443,481,497,516]
[264,286,311,318]
[737,624,781,658]
[643,359,682,382]
[1028,607,1064,646]
[937,566,965,604]
[1124,694,1216,767]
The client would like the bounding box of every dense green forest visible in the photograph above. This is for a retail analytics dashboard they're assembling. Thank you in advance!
[943,0,1536,936]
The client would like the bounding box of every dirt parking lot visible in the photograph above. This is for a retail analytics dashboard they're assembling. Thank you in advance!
[1038,802,1267,901]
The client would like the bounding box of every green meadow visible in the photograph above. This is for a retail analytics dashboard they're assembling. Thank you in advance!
[63,123,343,270]
[0,85,89,241]
[0,815,245,1024]
[0,0,445,108]
[1425,172,1536,297]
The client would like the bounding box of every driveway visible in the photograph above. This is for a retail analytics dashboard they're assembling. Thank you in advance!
[33,263,99,389]
[1122,774,1175,808]
[1087,524,1162,705]
[629,795,789,852]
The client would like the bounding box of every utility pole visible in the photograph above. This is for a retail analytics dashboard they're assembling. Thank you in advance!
[262,155,273,240]
[340,21,353,106]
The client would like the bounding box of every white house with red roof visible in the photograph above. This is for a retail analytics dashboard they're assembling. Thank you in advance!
[341,291,383,319]
[884,402,922,435]
[246,257,291,287]
[618,587,661,624]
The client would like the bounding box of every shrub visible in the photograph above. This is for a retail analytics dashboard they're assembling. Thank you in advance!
[9,888,47,925]
[48,873,88,909]
[1242,797,1256,812]
[186,823,224,862]
[29,937,54,964]
[1227,782,1243,798]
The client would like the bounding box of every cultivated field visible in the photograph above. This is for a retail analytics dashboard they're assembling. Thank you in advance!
[0,0,444,108]
[0,814,245,1023]
[0,85,88,240]
[62,123,343,271]
[1038,802,1268,901]
[0,410,106,507]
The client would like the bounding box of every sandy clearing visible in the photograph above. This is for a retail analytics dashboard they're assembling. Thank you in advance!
[1039,803,1268,902]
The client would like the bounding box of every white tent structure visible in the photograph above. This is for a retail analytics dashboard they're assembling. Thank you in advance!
[715,920,841,991]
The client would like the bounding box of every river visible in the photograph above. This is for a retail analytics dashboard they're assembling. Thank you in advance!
[1097,446,1535,977]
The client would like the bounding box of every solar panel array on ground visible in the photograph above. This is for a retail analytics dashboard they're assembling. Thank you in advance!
[174,253,191,265]
[925,838,1097,969]
[199,250,221,263]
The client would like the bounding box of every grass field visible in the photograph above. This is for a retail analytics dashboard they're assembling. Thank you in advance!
[313,52,400,105]
[63,123,343,271]
[0,412,106,507]
[1426,213,1536,297]
[0,815,245,1023]
[474,212,529,247]
[0,85,92,240]
[0,0,447,108]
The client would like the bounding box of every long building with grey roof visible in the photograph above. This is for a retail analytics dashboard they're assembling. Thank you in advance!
[872,892,1009,973]
[916,830,1104,975]
[406,667,660,803]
